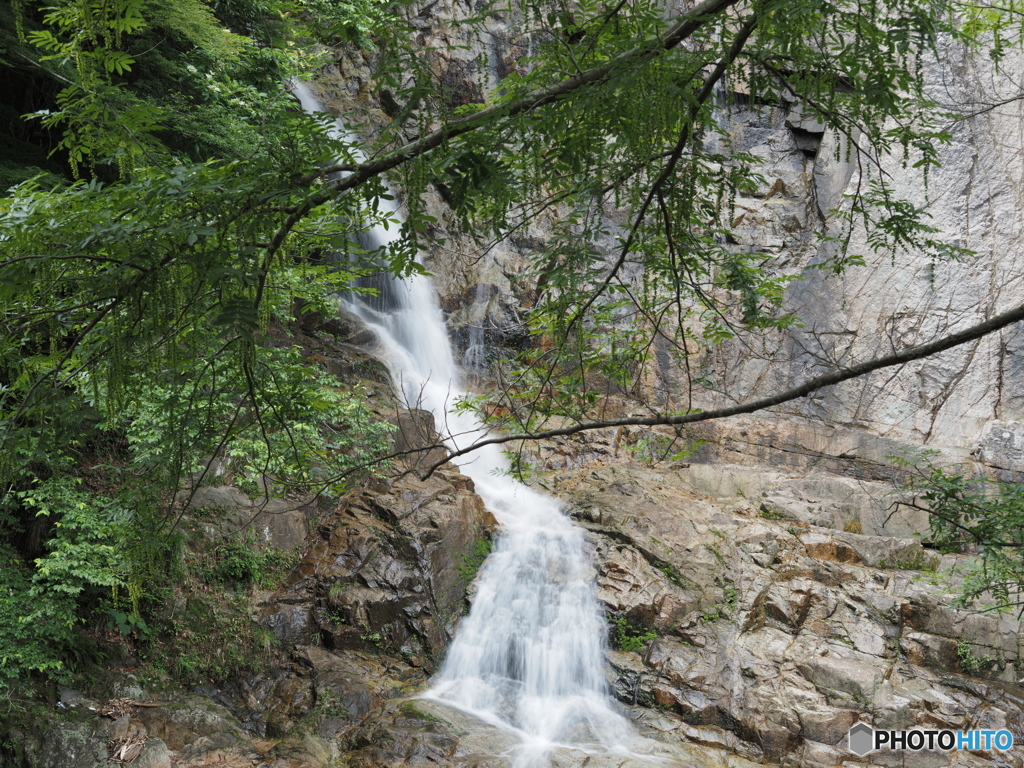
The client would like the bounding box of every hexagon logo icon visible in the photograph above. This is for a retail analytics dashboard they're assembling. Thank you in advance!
[848,723,874,756]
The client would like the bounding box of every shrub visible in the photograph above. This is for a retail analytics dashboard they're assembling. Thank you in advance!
[610,616,657,653]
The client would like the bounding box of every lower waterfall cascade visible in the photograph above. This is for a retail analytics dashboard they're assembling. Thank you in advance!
[291,82,659,767]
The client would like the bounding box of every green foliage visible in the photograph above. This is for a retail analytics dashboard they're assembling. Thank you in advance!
[0,0,1021,698]
[359,626,384,647]
[700,605,722,623]
[609,615,657,653]
[0,473,140,687]
[146,0,248,59]
[161,591,276,685]
[210,534,297,587]
[0,154,392,683]
[697,583,739,624]
[892,451,1024,610]
[302,0,392,47]
[656,561,682,587]
[130,533,292,687]
[628,430,704,467]
[122,346,393,498]
[17,476,131,602]
[723,585,739,609]
[458,538,493,581]
[0,0,409,698]
[17,0,160,175]
[0,545,79,685]
[876,550,937,572]
[105,608,149,639]
[0,155,395,496]
[956,641,994,675]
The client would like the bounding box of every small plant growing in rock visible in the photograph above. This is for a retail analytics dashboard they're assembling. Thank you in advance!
[324,605,348,626]
[876,549,939,572]
[360,625,384,649]
[704,543,725,566]
[723,585,739,609]
[891,451,1024,609]
[296,690,352,734]
[212,537,298,588]
[657,562,683,586]
[628,432,703,467]
[610,616,657,653]
[700,605,722,622]
[682,710,704,726]
[759,506,787,521]
[957,642,993,675]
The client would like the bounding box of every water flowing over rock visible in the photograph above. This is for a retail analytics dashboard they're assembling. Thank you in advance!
[291,82,665,767]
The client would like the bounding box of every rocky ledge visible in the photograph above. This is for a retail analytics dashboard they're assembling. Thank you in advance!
[9,449,1024,768]
[551,461,1024,767]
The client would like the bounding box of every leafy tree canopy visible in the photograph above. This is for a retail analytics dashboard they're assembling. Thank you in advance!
[0,0,400,689]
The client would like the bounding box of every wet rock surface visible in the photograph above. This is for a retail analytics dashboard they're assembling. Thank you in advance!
[52,458,1019,768]
[258,463,496,665]
[8,414,1024,768]
[544,460,1024,766]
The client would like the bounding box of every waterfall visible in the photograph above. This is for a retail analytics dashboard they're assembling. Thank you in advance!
[292,82,642,768]
[461,282,490,376]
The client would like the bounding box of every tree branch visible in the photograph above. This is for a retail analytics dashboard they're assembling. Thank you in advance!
[421,299,1024,473]
[565,13,758,338]
[299,0,740,188]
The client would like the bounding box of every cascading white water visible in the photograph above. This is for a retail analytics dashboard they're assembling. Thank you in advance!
[292,82,641,768]
[461,282,489,375]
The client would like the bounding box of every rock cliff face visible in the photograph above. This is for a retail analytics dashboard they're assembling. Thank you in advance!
[556,460,1024,765]
[308,1,1024,476]
[691,38,1024,476]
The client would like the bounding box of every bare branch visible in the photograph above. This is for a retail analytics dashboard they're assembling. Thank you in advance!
[422,299,1024,473]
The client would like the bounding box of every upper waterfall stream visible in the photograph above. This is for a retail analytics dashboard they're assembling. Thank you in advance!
[292,83,655,768]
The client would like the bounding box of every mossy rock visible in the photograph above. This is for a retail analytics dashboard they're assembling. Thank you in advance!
[398,699,448,724]
[10,722,106,768]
